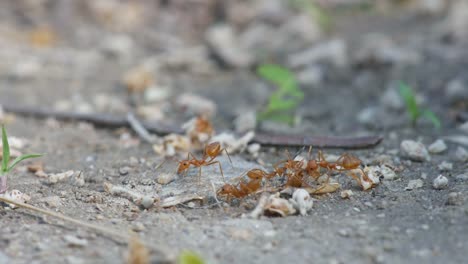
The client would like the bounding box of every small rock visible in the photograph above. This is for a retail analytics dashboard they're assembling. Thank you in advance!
[445,80,468,104]
[140,196,154,209]
[428,139,447,154]
[0,251,10,263]
[455,173,468,181]
[455,147,468,162]
[100,34,134,59]
[400,140,430,162]
[131,222,146,232]
[446,192,464,206]
[144,86,171,103]
[432,175,448,190]
[459,122,468,134]
[296,65,324,86]
[441,0,468,40]
[438,161,453,171]
[119,166,130,176]
[64,235,88,247]
[41,196,62,208]
[247,143,261,158]
[234,110,257,133]
[340,190,354,199]
[288,38,348,68]
[380,165,398,180]
[381,85,404,111]
[205,24,253,68]
[175,93,217,117]
[357,106,380,126]
[405,179,424,190]
[156,173,177,185]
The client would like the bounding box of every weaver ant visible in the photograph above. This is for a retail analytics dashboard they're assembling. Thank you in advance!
[177,141,232,183]
[217,168,265,201]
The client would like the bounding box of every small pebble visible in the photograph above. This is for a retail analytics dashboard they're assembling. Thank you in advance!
[119,166,130,176]
[340,190,354,199]
[132,222,146,232]
[455,173,468,181]
[405,179,424,190]
[432,175,448,190]
[140,196,154,209]
[438,161,453,171]
[64,235,88,247]
[428,139,447,154]
[157,173,177,185]
[400,140,430,162]
[455,147,468,162]
[446,192,464,206]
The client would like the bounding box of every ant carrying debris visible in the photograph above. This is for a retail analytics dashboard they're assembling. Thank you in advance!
[177,141,232,183]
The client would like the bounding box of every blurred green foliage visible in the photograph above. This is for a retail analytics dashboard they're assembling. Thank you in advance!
[398,82,441,129]
[178,250,205,264]
[257,64,304,125]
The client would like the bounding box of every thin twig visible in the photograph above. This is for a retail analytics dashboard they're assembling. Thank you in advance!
[126,112,157,143]
[2,103,382,148]
[0,196,173,260]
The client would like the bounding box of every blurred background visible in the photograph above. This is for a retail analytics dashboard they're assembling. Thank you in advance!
[0,0,467,135]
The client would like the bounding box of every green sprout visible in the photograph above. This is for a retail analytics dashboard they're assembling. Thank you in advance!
[257,64,304,125]
[398,82,441,129]
[178,250,205,264]
[1,125,42,193]
[289,0,332,30]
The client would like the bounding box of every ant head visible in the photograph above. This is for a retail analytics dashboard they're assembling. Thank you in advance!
[217,184,234,195]
[177,160,191,173]
[247,169,264,180]
[306,159,318,172]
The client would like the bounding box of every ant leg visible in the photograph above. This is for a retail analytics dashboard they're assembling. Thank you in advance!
[206,161,226,183]
[223,148,233,167]
[198,166,202,185]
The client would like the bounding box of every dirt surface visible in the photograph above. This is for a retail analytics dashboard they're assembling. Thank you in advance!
[0,1,467,264]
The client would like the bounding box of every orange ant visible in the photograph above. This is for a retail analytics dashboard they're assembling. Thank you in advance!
[217,168,264,201]
[177,141,232,183]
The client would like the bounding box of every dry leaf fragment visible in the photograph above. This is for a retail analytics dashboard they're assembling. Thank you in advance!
[127,235,150,264]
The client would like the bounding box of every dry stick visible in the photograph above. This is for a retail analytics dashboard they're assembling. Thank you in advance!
[2,104,382,148]
[0,196,173,260]
[126,112,157,143]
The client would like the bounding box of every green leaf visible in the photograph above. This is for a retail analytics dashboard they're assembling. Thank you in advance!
[178,251,205,264]
[398,82,420,123]
[422,110,441,130]
[1,125,10,173]
[257,64,297,90]
[8,154,43,172]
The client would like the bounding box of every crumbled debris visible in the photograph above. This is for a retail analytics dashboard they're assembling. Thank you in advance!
[340,190,354,199]
[63,235,88,248]
[264,193,296,217]
[433,175,449,190]
[0,190,31,209]
[156,173,177,185]
[289,189,313,216]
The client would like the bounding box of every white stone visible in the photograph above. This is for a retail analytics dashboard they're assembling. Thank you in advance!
[405,179,424,190]
[455,146,468,162]
[288,39,347,68]
[428,139,447,154]
[400,140,430,162]
[432,175,448,190]
[438,161,453,171]
[380,165,398,180]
